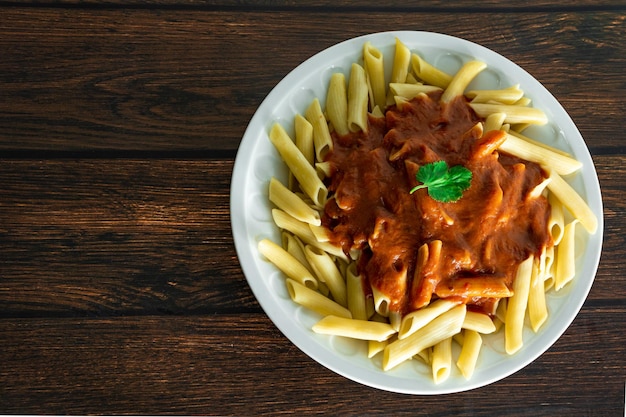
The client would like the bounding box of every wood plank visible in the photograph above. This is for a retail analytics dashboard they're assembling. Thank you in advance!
[0,159,257,316]
[0,311,624,415]
[0,157,624,316]
[2,1,625,9]
[0,9,623,152]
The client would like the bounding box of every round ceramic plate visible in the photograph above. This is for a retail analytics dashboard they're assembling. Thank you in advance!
[230,31,603,394]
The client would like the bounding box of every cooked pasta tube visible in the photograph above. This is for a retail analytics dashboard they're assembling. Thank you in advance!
[368,339,388,358]
[285,279,351,319]
[555,220,579,291]
[304,245,347,307]
[326,73,349,136]
[346,262,369,320]
[363,41,386,110]
[398,298,460,339]
[499,132,582,175]
[435,274,512,300]
[269,177,321,226]
[508,129,573,157]
[432,337,452,384]
[456,330,482,379]
[272,209,347,261]
[281,232,311,273]
[347,63,369,133]
[269,123,328,207]
[466,84,524,104]
[499,133,582,176]
[548,192,565,245]
[386,38,411,105]
[547,170,597,234]
[505,256,534,355]
[305,98,333,162]
[383,304,466,371]
[441,60,487,103]
[462,311,496,334]
[483,112,506,133]
[294,114,314,166]
[389,82,442,100]
[528,260,548,332]
[469,103,548,125]
[312,315,396,342]
[258,239,318,290]
[411,53,452,88]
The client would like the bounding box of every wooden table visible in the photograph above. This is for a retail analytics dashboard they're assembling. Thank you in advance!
[1,1,624,415]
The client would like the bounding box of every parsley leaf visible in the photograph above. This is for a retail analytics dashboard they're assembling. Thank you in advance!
[409,161,472,203]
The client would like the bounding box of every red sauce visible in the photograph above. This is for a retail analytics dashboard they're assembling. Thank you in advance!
[322,91,552,316]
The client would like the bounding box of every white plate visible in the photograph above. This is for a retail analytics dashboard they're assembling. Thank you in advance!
[230,31,603,394]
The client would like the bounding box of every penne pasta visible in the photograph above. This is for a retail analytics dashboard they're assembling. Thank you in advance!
[383,305,466,371]
[435,276,513,300]
[456,330,482,379]
[269,177,321,226]
[466,84,524,105]
[294,114,314,166]
[548,192,565,245]
[547,170,597,234]
[269,123,328,207]
[371,285,391,317]
[462,311,496,334]
[432,337,452,384]
[272,209,347,260]
[347,63,369,133]
[483,112,506,133]
[304,244,348,307]
[326,73,350,136]
[386,38,412,105]
[505,256,534,354]
[528,260,548,332]
[285,279,351,319]
[346,262,369,320]
[555,220,579,291]
[305,98,334,162]
[281,232,312,274]
[312,315,395,342]
[258,238,318,290]
[469,103,549,125]
[441,60,487,103]
[390,82,442,101]
[498,132,583,176]
[398,298,460,339]
[411,53,452,89]
[363,41,386,110]
[368,339,388,358]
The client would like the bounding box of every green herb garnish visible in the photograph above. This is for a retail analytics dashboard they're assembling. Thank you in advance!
[409,161,472,203]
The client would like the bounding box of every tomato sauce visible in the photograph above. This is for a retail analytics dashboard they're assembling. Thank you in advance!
[322,91,552,316]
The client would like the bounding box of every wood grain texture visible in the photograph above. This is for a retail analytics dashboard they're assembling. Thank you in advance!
[0,311,624,415]
[0,8,624,153]
[2,0,626,8]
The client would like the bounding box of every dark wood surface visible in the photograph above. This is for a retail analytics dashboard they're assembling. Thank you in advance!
[1,2,625,415]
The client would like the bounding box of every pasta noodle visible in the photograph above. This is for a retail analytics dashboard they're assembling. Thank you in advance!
[505,256,534,354]
[326,73,350,136]
[363,41,386,110]
[269,123,328,207]
[260,37,597,384]
[432,337,452,384]
[441,60,486,103]
[347,63,369,133]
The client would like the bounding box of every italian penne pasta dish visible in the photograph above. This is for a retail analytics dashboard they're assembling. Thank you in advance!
[242,33,602,391]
